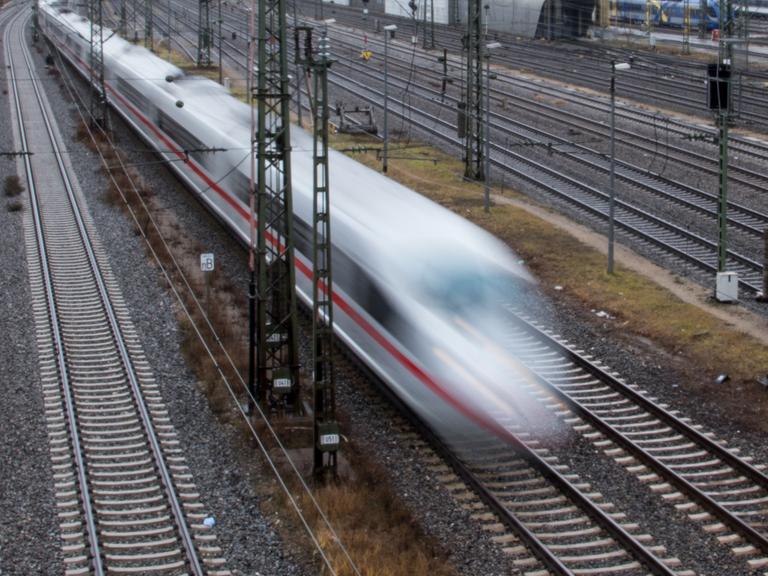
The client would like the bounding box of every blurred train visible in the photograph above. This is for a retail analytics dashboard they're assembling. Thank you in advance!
[612,0,721,30]
[39,0,551,443]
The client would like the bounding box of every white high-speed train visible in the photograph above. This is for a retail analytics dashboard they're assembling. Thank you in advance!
[39,0,548,443]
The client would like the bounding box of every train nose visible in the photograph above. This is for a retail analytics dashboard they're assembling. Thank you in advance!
[443,316,566,437]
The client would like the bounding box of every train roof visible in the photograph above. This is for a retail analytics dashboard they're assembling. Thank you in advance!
[42,0,528,282]
[291,128,528,280]
[42,0,185,84]
[164,74,526,280]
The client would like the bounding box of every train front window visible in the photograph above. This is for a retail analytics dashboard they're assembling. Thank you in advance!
[421,265,516,314]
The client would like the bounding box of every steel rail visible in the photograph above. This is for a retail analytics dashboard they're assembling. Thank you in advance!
[318,69,765,290]
[304,0,768,128]
[141,5,768,296]
[509,311,768,555]
[172,10,766,291]
[321,22,768,196]
[69,6,745,570]
[4,8,105,574]
[24,12,204,574]
[314,35,768,237]
[159,5,768,285]
[184,0,768,184]
[340,346,677,576]
[86,10,678,571]
[287,0,768,132]
[317,17,768,165]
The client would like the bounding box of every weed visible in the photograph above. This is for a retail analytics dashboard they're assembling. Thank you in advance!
[7,200,23,212]
[4,175,24,197]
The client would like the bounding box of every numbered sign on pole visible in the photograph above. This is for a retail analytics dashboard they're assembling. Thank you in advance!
[200,253,215,272]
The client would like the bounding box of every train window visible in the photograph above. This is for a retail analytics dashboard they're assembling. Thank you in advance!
[229,171,252,205]
[158,111,207,164]
[334,252,398,334]
[421,263,515,314]
[116,77,150,111]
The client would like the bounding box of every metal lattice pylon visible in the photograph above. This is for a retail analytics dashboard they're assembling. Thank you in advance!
[88,0,109,130]
[197,0,212,67]
[119,0,126,36]
[247,0,301,410]
[311,32,339,475]
[464,0,484,180]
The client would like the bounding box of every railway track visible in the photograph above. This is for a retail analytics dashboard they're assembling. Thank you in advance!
[5,8,228,575]
[178,1,768,182]
[295,0,768,129]
[319,50,767,291]
[343,326,687,576]
[348,295,768,573]
[500,309,768,566]
[120,0,768,186]
[316,29,768,229]
[322,29,768,195]
[134,2,768,294]
[46,4,768,572]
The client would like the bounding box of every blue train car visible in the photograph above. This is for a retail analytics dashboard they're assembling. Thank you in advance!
[662,0,720,29]
[613,0,720,30]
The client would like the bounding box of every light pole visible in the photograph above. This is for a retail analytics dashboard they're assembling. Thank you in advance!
[383,24,396,173]
[484,41,501,213]
[608,59,631,274]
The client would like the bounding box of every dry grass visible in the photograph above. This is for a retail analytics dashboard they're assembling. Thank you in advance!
[280,446,458,576]
[151,42,223,81]
[329,132,768,431]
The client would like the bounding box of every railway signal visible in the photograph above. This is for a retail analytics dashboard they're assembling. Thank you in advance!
[247,0,302,411]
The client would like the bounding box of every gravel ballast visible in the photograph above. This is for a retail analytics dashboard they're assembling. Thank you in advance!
[0,21,310,576]
[5,10,768,576]
[24,19,524,576]
[0,9,63,574]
